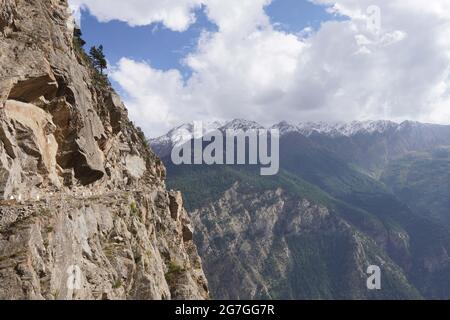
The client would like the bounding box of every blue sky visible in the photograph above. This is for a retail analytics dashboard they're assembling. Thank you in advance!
[79,0,334,84]
[80,5,216,78]
[267,0,338,33]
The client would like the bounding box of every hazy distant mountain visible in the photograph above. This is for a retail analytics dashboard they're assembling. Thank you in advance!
[152,120,450,170]
[151,120,450,300]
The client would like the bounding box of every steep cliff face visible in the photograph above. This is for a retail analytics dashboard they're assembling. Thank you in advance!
[0,0,208,299]
[192,183,420,300]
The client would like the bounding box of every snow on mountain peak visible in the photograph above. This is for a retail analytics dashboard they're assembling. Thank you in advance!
[271,121,299,135]
[297,120,398,137]
[222,119,264,131]
[151,120,403,148]
[150,120,226,146]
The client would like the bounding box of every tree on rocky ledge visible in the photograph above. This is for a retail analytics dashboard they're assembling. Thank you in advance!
[73,27,86,49]
[89,45,107,75]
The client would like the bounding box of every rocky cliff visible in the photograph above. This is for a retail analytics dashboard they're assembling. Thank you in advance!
[192,183,420,299]
[0,0,208,300]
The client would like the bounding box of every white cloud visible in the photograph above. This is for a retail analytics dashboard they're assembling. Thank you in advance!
[76,0,450,137]
[109,0,306,135]
[203,0,272,34]
[70,0,203,31]
[110,58,188,135]
[302,0,450,122]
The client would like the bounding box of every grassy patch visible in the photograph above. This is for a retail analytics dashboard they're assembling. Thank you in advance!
[165,261,185,285]
[112,278,122,289]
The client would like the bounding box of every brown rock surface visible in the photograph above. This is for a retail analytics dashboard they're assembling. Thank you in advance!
[0,0,208,300]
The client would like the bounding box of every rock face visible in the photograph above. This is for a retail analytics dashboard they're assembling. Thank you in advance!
[192,183,420,300]
[0,0,208,300]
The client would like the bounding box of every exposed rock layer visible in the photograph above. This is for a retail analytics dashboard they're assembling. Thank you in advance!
[0,0,208,299]
[192,184,420,300]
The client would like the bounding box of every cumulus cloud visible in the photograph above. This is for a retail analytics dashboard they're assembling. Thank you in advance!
[73,0,450,137]
[303,0,450,122]
[110,58,187,135]
[70,0,203,31]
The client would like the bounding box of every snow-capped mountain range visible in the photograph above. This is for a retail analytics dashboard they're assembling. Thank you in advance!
[150,119,438,147]
[150,119,263,149]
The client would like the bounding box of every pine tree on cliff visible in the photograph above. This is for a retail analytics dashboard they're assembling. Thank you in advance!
[89,45,107,75]
[73,28,86,48]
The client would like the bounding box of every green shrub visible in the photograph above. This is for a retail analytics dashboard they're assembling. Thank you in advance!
[130,202,138,215]
[165,261,185,285]
[112,278,122,289]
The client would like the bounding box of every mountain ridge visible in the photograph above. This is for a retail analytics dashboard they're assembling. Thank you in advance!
[152,119,450,144]
[151,118,450,300]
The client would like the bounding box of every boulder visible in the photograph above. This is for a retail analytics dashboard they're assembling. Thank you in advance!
[8,73,59,103]
[169,191,183,221]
